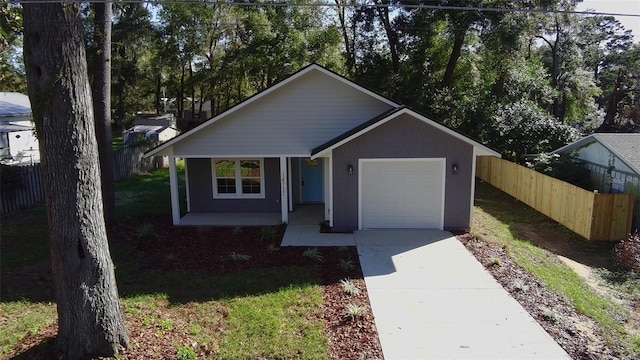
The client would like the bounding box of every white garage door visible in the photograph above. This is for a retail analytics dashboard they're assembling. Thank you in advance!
[359,159,445,229]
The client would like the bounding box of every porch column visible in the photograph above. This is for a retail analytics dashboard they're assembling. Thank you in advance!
[280,156,288,224]
[169,156,181,225]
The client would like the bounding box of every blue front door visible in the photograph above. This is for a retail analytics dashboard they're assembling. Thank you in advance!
[302,158,323,203]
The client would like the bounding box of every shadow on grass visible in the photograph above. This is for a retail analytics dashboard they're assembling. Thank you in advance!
[118,266,320,305]
[9,336,55,360]
[474,180,617,270]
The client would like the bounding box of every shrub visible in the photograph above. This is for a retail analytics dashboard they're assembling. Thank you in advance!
[136,222,156,238]
[345,303,367,320]
[230,252,251,262]
[339,258,355,271]
[540,306,560,323]
[513,279,529,292]
[339,278,361,296]
[260,226,275,241]
[489,257,502,267]
[267,243,280,252]
[176,345,197,360]
[614,233,640,273]
[302,247,323,262]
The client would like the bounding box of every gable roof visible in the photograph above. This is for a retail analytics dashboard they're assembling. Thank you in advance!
[0,92,31,118]
[145,64,399,158]
[311,106,501,158]
[554,133,640,174]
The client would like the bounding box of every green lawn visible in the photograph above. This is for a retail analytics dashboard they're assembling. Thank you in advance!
[474,180,640,356]
[0,164,327,359]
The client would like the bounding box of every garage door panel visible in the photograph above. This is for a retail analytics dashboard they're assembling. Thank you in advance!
[360,159,444,229]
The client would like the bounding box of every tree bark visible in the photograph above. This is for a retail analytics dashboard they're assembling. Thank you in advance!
[22,3,129,359]
[375,0,399,75]
[598,69,627,132]
[92,1,116,232]
[441,26,468,89]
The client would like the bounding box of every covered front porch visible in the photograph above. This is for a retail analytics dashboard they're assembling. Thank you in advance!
[177,204,325,227]
[167,156,333,227]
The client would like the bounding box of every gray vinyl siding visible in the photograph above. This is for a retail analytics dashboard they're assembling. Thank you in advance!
[173,70,393,157]
[186,158,281,213]
[331,114,474,231]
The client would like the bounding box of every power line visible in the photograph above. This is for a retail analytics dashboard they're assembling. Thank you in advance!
[8,0,640,18]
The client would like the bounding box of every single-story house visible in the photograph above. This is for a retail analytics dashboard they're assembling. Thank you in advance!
[0,92,39,164]
[123,113,180,146]
[145,64,500,232]
[554,133,639,230]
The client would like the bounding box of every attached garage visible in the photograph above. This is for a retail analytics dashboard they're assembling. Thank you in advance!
[359,159,445,229]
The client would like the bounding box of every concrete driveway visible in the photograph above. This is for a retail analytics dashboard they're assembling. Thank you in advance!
[355,230,570,359]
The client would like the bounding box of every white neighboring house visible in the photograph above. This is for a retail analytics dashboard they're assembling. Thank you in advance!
[554,133,640,231]
[0,92,40,165]
[123,113,180,146]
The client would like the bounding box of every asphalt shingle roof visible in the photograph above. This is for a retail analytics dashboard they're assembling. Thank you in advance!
[591,133,640,175]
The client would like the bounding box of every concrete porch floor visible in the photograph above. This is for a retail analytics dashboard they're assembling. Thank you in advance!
[177,204,325,227]
[281,204,355,247]
[177,205,355,247]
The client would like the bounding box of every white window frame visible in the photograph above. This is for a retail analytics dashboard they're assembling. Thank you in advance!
[212,158,265,199]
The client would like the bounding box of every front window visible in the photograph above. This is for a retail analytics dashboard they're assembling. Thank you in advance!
[213,159,264,198]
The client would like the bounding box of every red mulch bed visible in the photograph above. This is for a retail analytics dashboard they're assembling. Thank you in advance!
[4,215,383,359]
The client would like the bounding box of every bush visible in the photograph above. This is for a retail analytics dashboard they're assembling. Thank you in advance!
[614,233,640,273]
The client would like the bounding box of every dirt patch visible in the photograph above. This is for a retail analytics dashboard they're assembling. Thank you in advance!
[513,222,615,270]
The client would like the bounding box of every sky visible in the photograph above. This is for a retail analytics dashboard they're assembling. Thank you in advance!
[576,0,640,42]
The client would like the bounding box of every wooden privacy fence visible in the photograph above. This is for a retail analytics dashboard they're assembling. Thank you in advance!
[113,143,167,181]
[1,144,166,215]
[0,164,45,215]
[477,156,635,241]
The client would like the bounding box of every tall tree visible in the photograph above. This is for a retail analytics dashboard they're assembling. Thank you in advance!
[92,1,116,231]
[0,2,27,92]
[22,2,129,358]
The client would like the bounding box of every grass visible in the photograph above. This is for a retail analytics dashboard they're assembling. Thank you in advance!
[473,180,640,356]
[219,285,326,359]
[0,163,327,359]
[0,206,49,272]
[114,162,186,220]
[0,301,56,356]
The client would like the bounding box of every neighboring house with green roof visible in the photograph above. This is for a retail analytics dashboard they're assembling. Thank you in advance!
[554,133,640,231]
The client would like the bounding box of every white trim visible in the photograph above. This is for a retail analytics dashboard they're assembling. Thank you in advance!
[185,161,191,212]
[280,157,288,224]
[469,147,478,229]
[328,152,334,227]
[211,158,265,199]
[145,64,399,158]
[312,108,500,159]
[358,158,446,230]
[169,156,181,225]
[323,156,330,221]
[287,157,293,211]
[298,158,303,202]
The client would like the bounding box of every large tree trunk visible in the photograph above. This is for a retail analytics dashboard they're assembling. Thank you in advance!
[334,0,355,74]
[375,0,399,75]
[441,26,468,89]
[22,3,129,359]
[92,1,116,232]
[598,69,627,132]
